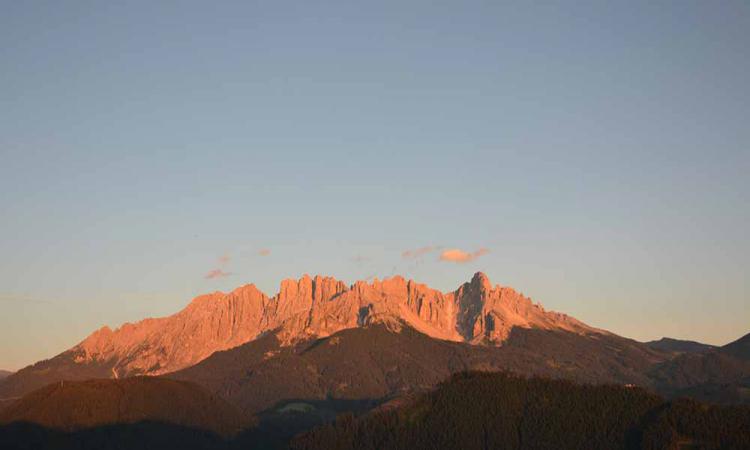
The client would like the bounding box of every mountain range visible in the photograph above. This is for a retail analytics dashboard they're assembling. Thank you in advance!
[0,272,595,399]
[1,272,748,448]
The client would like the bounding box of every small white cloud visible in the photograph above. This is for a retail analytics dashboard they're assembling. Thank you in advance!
[439,248,489,263]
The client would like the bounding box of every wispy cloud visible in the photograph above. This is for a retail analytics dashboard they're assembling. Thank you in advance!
[205,254,233,280]
[439,248,489,263]
[402,246,437,259]
[258,248,271,256]
[205,268,232,279]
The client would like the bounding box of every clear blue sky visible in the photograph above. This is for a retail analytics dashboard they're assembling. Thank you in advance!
[1,1,748,370]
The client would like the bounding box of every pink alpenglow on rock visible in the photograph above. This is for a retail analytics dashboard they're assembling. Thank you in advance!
[70,272,597,378]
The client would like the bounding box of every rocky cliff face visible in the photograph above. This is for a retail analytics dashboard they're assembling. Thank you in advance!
[71,272,595,377]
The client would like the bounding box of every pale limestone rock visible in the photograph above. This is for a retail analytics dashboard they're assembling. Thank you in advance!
[76,272,596,377]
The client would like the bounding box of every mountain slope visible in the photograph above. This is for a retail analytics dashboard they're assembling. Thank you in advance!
[648,332,750,404]
[290,371,750,450]
[0,272,597,398]
[4,370,749,450]
[0,377,250,436]
[646,337,716,354]
[0,351,113,406]
[170,323,666,417]
[722,333,750,360]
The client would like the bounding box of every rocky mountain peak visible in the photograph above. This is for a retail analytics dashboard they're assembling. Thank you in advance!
[230,283,264,298]
[62,273,596,378]
[470,271,493,291]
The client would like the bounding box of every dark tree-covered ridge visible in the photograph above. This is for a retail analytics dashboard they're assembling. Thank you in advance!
[292,371,750,450]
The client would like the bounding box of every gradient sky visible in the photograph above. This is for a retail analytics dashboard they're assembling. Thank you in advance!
[1,1,749,371]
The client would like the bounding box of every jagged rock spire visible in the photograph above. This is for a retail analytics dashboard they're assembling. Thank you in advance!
[73,273,595,377]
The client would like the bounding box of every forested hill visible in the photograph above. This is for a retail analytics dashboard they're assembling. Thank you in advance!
[291,371,750,450]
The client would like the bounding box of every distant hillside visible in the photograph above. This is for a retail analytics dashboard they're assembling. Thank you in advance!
[0,371,11,409]
[170,323,665,418]
[0,272,599,399]
[648,332,750,404]
[646,337,715,353]
[291,371,750,450]
[723,333,750,360]
[0,349,113,402]
[5,371,749,450]
[0,377,250,436]
[669,376,750,405]
[164,322,669,447]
